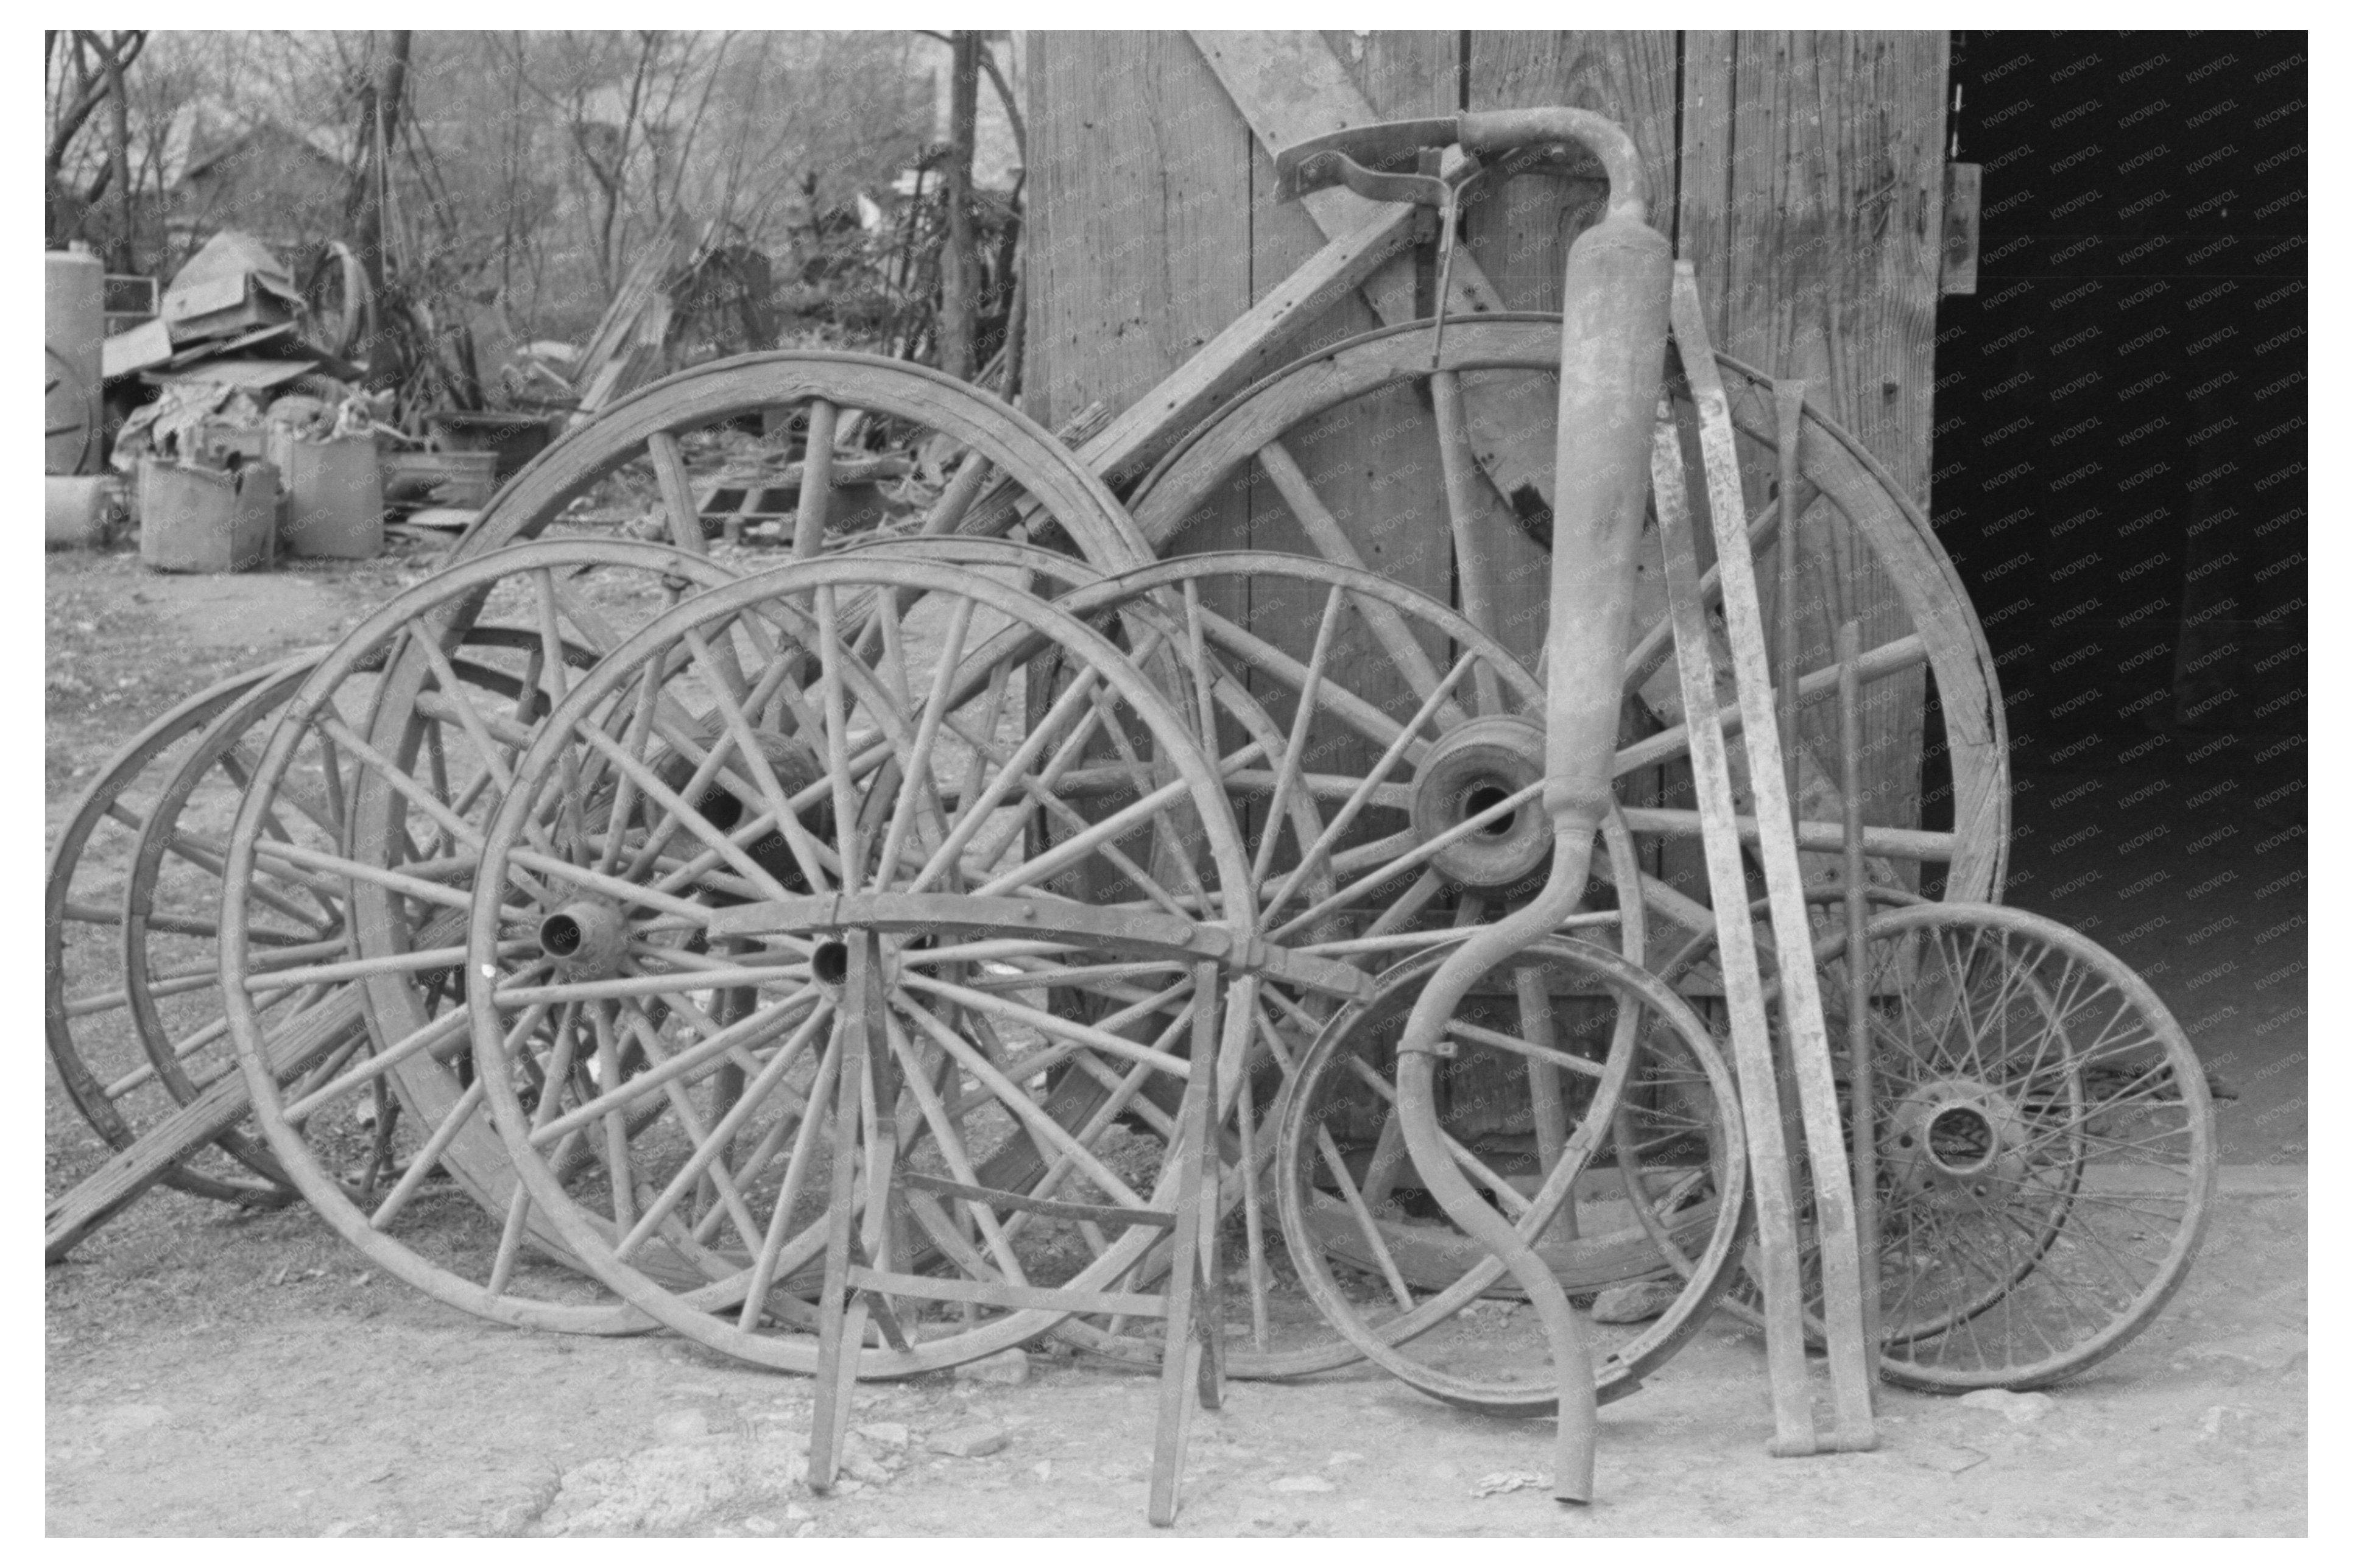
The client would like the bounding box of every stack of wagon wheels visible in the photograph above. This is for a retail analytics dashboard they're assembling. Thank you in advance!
[1110,311,2210,1410]
[46,300,2216,1517]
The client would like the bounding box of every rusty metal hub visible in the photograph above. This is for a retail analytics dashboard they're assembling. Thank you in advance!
[1883,1078,2034,1208]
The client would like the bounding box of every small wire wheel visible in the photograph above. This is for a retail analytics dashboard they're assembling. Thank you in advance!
[217,540,747,1333]
[1835,902,2218,1390]
[1274,937,1748,1415]
[464,555,1277,1375]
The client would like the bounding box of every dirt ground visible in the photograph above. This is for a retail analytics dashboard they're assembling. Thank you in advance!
[43,546,2310,1538]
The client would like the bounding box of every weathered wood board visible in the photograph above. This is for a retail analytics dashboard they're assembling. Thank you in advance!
[1677,31,1950,884]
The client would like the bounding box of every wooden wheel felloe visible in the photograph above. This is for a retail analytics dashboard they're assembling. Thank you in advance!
[46,344,98,475]
[47,658,314,1206]
[462,556,1293,1375]
[450,348,1155,574]
[1129,314,2011,939]
[217,540,749,1334]
[1273,937,1749,1414]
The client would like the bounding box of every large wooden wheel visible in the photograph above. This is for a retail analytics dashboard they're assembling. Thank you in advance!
[1129,314,2011,937]
[217,540,749,1333]
[461,556,1305,1375]
[214,356,1160,1332]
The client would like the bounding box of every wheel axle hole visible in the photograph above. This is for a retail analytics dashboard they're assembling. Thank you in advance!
[812,941,849,986]
[1926,1104,1997,1176]
[1463,782,1516,837]
[538,913,584,958]
[697,789,744,834]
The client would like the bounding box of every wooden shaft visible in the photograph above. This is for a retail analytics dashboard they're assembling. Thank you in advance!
[1431,369,1505,715]
[1773,380,1807,815]
[1837,618,1882,1400]
[1648,410,1816,1457]
[792,398,839,561]
[1671,265,1874,1453]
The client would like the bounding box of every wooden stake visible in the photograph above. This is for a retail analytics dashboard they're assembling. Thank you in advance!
[1838,618,1883,1397]
[1647,406,1818,1459]
[1669,264,1875,1453]
[1773,379,1807,810]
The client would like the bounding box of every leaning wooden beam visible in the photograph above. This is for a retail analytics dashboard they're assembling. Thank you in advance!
[1616,808,1952,864]
[1671,262,1875,1454]
[1648,403,1818,1459]
[1080,203,1426,493]
[1837,618,1885,1394]
[956,199,1430,551]
[1190,30,1558,525]
[45,991,364,1263]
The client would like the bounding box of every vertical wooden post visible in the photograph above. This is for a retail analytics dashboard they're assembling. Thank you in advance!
[1837,618,1883,1399]
[941,31,982,381]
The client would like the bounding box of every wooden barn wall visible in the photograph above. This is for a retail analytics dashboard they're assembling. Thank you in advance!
[1678,32,1950,871]
[1026,30,1951,870]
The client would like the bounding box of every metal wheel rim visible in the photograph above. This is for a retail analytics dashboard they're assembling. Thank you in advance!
[1274,936,1749,1413]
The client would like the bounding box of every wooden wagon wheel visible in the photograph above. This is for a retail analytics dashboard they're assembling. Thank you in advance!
[462,556,1305,1374]
[1660,898,2215,1391]
[1128,314,2011,931]
[46,658,313,1205]
[448,348,1155,575]
[215,360,1152,1332]
[1272,937,1749,1415]
[217,540,749,1334]
[45,625,656,1218]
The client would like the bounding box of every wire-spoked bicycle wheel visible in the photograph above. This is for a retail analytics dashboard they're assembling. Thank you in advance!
[1653,895,2217,1391]
[1836,903,2217,1390]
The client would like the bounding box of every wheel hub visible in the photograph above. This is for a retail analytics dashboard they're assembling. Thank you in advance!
[1408,715,1551,892]
[1884,1078,2032,1209]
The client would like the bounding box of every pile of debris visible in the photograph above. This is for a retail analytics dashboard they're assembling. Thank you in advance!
[102,230,534,571]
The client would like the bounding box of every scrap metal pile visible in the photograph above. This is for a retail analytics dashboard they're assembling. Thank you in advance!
[46,108,2217,1525]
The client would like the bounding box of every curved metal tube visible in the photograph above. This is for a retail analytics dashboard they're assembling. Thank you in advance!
[1456,107,1649,223]
[1392,853,1598,1501]
[1388,106,1673,1505]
